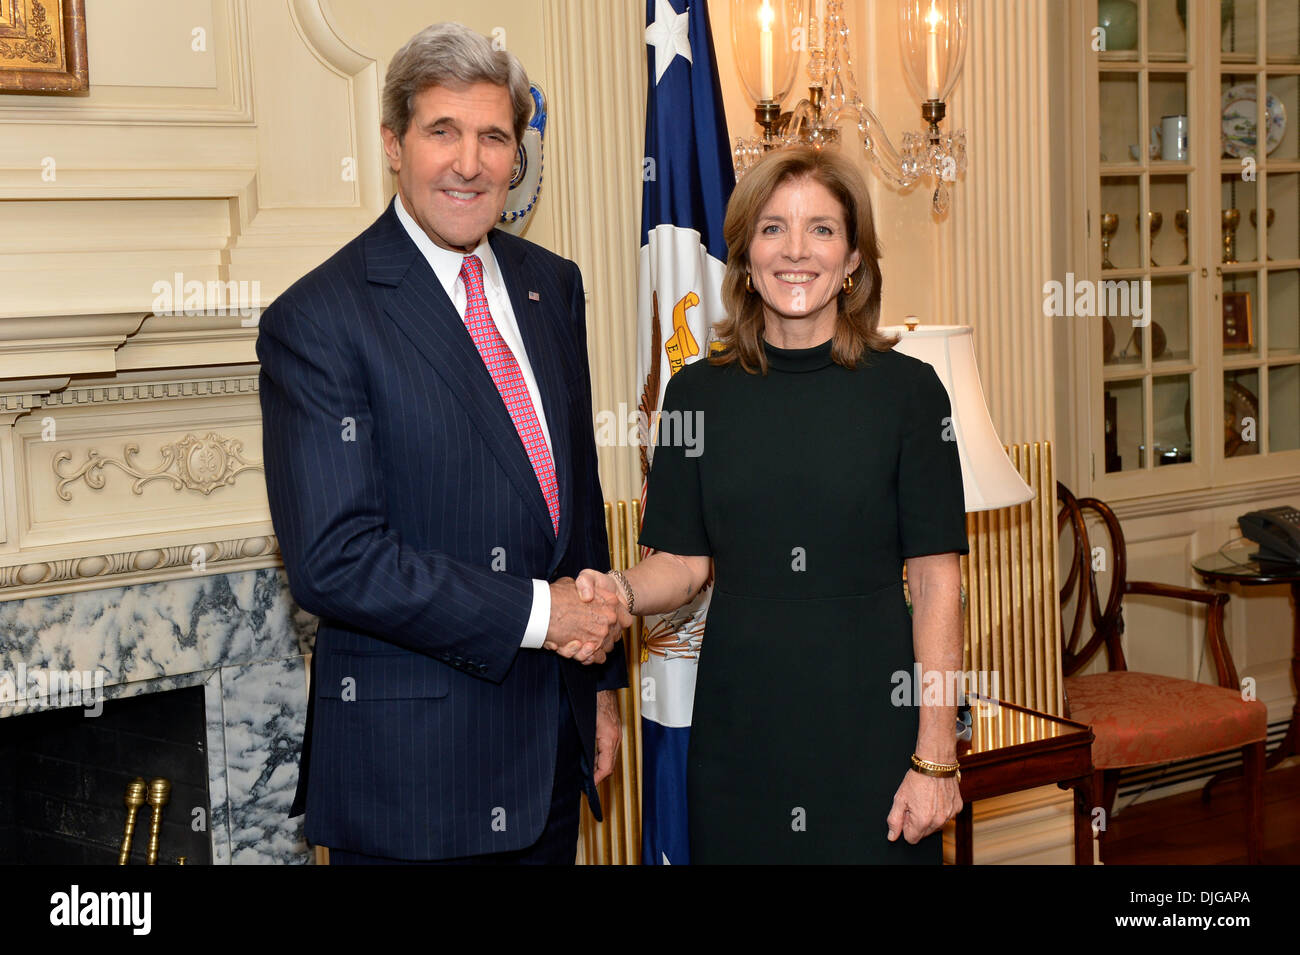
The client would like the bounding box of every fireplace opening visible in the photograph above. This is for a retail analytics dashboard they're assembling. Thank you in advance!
[0,684,212,864]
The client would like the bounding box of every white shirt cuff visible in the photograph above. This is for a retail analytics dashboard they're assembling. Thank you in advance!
[521,578,551,648]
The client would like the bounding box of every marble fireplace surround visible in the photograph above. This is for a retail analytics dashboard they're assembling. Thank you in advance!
[0,565,317,865]
[0,367,319,865]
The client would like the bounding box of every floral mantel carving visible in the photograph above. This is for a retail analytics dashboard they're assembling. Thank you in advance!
[52,432,264,501]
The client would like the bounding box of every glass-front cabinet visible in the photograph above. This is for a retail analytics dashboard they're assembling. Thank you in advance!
[1072,0,1300,496]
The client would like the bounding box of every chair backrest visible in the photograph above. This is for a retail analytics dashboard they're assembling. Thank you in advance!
[1056,481,1129,676]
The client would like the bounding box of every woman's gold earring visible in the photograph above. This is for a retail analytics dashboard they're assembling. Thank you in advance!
[746,272,754,293]
[843,273,854,293]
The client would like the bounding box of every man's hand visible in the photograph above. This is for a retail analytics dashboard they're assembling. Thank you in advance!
[575,569,634,629]
[544,576,624,664]
[563,570,634,662]
[593,690,622,785]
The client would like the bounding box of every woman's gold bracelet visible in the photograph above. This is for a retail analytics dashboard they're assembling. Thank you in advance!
[910,753,961,781]
[609,569,635,615]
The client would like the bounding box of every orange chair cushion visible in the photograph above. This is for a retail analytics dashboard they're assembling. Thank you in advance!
[1065,671,1268,769]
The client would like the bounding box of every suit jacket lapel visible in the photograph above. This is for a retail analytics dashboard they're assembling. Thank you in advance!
[367,203,557,544]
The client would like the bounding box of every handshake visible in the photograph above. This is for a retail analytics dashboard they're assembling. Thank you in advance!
[543,569,634,665]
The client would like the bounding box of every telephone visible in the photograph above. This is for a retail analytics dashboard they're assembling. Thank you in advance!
[1238,505,1300,564]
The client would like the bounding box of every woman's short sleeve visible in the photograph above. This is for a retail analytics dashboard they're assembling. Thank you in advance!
[638,368,712,556]
[898,363,970,559]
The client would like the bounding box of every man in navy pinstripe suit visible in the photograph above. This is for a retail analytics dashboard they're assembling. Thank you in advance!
[256,22,630,864]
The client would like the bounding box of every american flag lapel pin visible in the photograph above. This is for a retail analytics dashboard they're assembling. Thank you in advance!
[528,290,540,302]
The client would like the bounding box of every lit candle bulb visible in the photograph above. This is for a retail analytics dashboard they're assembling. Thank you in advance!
[759,0,775,102]
[926,2,942,100]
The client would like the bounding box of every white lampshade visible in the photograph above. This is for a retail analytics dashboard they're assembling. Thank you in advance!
[880,322,1033,512]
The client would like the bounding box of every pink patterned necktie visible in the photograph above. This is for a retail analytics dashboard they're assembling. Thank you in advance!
[459,254,560,535]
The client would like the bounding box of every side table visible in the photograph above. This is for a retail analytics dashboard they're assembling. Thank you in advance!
[954,697,1095,865]
[1192,542,1300,776]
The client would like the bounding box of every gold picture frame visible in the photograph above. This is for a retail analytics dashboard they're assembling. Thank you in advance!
[1222,291,1254,350]
[0,0,88,93]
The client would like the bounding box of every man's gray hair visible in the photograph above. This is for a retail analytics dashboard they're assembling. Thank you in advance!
[382,22,532,145]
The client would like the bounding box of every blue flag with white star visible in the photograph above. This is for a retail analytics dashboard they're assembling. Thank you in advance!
[636,0,734,866]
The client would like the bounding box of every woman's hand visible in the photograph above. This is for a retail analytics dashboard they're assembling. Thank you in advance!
[571,551,711,618]
[886,770,963,844]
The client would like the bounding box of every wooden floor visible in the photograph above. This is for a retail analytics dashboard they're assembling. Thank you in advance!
[1102,762,1300,864]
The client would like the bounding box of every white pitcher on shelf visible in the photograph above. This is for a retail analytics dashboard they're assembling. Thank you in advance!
[1128,115,1188,162]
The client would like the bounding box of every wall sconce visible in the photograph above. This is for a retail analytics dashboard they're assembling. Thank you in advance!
[733,0,968,216]
[730,0,803,147]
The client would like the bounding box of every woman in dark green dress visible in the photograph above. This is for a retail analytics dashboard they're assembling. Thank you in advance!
[586,148,968,863]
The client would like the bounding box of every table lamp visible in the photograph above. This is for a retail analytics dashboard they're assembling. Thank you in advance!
[879,320,1033,511]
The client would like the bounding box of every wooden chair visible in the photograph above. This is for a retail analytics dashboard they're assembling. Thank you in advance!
[1056,481,1267,863]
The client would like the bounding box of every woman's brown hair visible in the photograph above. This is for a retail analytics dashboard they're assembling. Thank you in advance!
[709,147,898,374]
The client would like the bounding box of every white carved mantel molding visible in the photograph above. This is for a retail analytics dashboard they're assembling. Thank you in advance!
[0,314,150,379]
[0,365,280,601]
[52,431,263,501]
[0,532,283,601]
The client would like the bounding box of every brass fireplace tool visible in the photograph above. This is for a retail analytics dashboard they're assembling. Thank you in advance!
[117,776,173,864]
[146,777,171,865]
[117,777,147,865]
